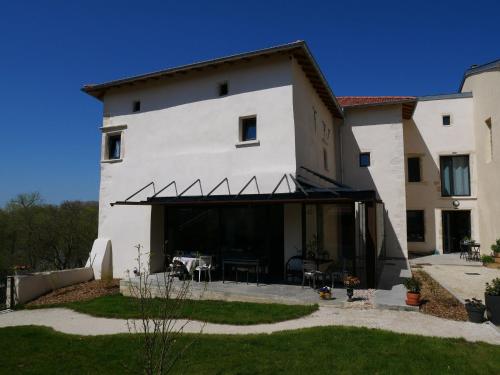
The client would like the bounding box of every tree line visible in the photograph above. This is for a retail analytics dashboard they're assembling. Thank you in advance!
[0,193,98,279]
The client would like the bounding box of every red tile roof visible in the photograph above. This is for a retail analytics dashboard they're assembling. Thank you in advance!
[337,96,416,107]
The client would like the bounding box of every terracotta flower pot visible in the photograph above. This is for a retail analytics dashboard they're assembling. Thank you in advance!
[406,292,420,306]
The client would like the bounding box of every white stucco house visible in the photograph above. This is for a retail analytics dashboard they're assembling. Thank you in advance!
[82,41,499,288]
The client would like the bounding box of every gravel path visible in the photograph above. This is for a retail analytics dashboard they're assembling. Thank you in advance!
[1,307,499,345]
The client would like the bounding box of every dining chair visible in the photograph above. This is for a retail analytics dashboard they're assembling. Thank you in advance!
[302,259,322,289]
[193,255,212,282]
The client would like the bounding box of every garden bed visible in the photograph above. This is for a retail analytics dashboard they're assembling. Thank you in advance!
[413,270,467,321]
[25,279,120,307]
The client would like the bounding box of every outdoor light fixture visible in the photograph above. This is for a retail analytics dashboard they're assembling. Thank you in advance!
[452,200,460,209]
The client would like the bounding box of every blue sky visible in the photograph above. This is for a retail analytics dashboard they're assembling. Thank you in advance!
[0,0,498,206]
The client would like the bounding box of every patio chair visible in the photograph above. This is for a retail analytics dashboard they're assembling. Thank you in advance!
[169,259,189,280]
[302,259,323,289]
[285,255,303,283]
[193,255,212,282]
[459,240,470,260]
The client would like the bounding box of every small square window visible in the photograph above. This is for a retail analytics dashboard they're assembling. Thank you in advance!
[323,148,328,171]
[442,115,451,126]
[133,101,141,113]
[219,82,228,96]
[359,152,370,167]
[241,117,257,142]
[407,157,421,182]
[107,134,121,160]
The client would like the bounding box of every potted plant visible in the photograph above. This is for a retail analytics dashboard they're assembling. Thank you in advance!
[491,239,500,263]
[318,286,332,300]
[464,298,486,323]
[343,275,360,302]
[481,255,494,265]
[403,277,421,306]
[485,277,500,325]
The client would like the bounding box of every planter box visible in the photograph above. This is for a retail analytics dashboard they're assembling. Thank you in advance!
[465,304,486,323]
[485,294,500,325]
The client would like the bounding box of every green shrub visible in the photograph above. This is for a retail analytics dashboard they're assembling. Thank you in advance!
[403,277,421,293]
[481,255,494,264]
[485,278,500,296]
[491,239,500,254]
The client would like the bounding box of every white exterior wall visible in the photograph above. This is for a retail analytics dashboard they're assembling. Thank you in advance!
[341,105,408,258]
[98,56,297,278]
[291,59,338,183]
[462,69,500,252]
[405,97,477,254]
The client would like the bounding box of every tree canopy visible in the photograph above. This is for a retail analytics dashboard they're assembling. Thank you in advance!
[0,193,98,279]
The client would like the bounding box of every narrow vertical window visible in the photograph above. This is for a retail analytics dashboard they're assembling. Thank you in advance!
[442,115,451,126]
[107,134,121,160]
[218,82,228,96]
[407,157,421,182]
[133,101,141,113]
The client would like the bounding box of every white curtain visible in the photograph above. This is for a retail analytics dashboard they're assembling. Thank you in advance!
[452,156,470,196]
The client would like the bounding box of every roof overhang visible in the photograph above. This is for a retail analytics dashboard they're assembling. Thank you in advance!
[459,58,500,92]
[111,190,376,207]
[110,168,377,207]
[340,98,417,120]
[82,41,343,119]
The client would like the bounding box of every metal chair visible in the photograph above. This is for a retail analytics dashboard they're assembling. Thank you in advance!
[459,240,470,260]
[285,255,303,283]
[302,259,322,289]
[192,256,212,282]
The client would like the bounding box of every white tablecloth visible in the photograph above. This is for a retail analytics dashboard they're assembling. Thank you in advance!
[173,257,198,273]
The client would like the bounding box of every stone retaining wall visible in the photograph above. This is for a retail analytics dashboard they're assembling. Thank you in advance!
[6,267,94,308]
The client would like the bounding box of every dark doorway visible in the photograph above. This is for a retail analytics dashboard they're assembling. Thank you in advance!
[442,210,471,253]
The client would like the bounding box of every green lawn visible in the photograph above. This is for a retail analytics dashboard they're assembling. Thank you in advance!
[26,294,318,325]
[1,325,499,374]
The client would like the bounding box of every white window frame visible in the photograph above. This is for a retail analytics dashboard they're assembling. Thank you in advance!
[442,113,452,126]
[236,115,260,148]
[101,124,127,163]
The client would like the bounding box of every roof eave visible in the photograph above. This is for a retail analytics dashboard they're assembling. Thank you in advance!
[342,99,417,120]
[81,41,344,118]
[458,59,500,92]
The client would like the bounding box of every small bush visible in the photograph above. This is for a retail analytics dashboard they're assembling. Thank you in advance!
[403,277,421,293]
[481,255,494,264]
[465,298,485,309]
[491,239,500,254]
[485,278,500,296]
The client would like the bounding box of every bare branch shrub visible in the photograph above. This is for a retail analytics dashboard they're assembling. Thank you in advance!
[126,244,205,374]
